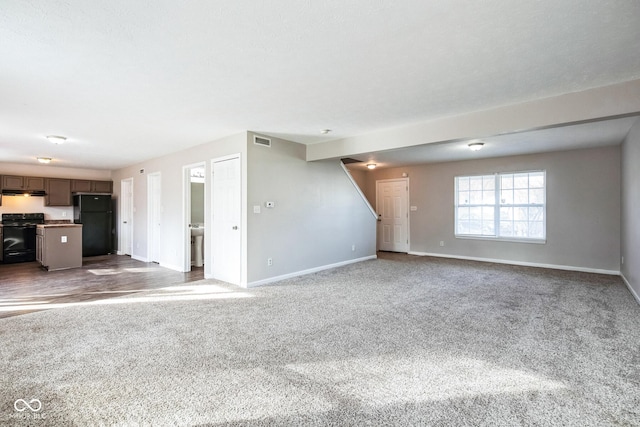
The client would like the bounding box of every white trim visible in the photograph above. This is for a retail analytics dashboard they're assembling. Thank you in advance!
[248,255,377,288]
[340,162,377,219]
[621,273,640,305]
[131,254,148,263]
[161,262,186,273]
[408,251,620,276]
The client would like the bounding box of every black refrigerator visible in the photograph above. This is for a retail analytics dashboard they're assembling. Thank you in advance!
[74,195,113,256]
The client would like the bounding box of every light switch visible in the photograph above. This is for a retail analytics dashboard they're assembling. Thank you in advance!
[253,205,261,214]
[410,206,418,211]
[61,236,67,243]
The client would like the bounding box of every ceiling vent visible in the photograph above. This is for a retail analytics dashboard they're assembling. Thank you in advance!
[253,135,271,148]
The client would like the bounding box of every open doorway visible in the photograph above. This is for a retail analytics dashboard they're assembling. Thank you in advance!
[119,177,134,256]
[183,163,206,272]
[147,172,161,263]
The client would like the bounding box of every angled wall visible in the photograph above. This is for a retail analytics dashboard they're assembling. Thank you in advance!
[621,118,640,302]
[246,133,377,286]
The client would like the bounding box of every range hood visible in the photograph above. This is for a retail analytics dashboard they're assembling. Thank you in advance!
[1,189,47,196]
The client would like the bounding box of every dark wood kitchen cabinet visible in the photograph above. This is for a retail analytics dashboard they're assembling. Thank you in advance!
[1,175,45,191]
[45,178,72,206]
[71,179,113,193]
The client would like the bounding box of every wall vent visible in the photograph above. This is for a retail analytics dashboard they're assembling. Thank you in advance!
[253,135,271,147]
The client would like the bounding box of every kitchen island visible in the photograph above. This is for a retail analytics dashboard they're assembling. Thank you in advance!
[36,224,83,271]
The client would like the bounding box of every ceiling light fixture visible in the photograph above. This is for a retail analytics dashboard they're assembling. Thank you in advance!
[320,129,331,134]
[46,135,66,144]
[367,163,377,170]
[37,157,52,164]
[468,141,484,151]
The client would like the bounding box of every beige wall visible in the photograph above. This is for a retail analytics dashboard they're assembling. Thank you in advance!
[357,146,621,273]
[621,118,640,301]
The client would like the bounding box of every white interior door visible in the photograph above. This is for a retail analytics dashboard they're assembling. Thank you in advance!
[120,178,133,256]
[147,172,161,263]
[212,156,241,285]
[377,178,409,252]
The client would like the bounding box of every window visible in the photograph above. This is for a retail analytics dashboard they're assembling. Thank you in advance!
[455,171,546,242]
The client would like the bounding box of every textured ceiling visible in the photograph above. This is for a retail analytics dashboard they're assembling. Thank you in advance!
[1,1,639,169]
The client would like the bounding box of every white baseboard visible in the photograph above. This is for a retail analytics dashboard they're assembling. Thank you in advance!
[131,254,148,263]
[160,263,186,273]
[620,273,640,305]
[408,251,620,276]
[248,255,377,288]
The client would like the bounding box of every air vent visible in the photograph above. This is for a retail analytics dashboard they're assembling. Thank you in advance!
[253,135,271,147]
[341,158,363,164]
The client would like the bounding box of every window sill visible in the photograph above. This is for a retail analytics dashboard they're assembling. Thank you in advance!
[455,235,546,245]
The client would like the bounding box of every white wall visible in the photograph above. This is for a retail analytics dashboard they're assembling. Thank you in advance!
[111,133,247,275]
[0,163,112,220]
[360,146,621,273]
[246,133,377,285]
[621,118,640,302]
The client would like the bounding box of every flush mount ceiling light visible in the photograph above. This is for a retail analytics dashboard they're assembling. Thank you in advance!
[320,129,331,134]
[37,157,52,164]
[367,163,377,170]
[468,141,484,151]
[46,135,66,144]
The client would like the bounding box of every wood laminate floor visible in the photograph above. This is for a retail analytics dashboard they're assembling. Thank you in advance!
[0,255,204,318]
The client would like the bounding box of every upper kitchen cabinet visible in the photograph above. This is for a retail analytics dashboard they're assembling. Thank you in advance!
[45,178,72,206]
[1,175,46,191]
[71,179,113,193]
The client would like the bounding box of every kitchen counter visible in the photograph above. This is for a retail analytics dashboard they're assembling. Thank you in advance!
[36,224,83,271]
[37,224,82,228]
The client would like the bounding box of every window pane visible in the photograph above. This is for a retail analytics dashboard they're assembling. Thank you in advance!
[470,176,483,190]
[514,221,528,236]
[529,188,544,204]
[500,221,513,236]
[514,189,528,204]
[529,222,544,238]
[529,172,544,188]
[500,189,513,204]
[469,220,482,234]
[458,177,469,191]
[514,173,529,188]
[501,175,513,190]
[514,207,528,221]
[529,207,544,221]
[469,190,483,204]
[482,206,494,221]
[458,207,470,220]
[500,207,513,220]
[459,191,470,205]
[483,176,495,190]
[469,206,482,220]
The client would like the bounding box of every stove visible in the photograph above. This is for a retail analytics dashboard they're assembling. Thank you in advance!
[1,213,45,263]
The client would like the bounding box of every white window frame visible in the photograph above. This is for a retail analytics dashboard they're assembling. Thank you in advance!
[454,170,546,244]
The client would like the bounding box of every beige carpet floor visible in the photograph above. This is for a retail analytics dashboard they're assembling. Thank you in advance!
[2,253,639,426]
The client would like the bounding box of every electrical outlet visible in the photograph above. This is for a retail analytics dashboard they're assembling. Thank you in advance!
[352,244,356,251]
[61,211,67,217]
[621,256,624,265]
[61,236,67,243]
[267,258,273,266]
[439,241,444,247]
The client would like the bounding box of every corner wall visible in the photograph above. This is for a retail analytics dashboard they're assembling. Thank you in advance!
[621,118,640,302]
[247,133,377,285]
[361,146,621,273]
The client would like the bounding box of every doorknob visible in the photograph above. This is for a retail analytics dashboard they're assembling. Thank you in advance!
[232,226,238,230]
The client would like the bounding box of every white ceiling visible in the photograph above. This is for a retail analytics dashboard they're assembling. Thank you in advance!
[1,1,639,170]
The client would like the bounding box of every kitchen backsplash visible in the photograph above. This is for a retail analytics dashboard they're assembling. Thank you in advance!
[0,195,73,220]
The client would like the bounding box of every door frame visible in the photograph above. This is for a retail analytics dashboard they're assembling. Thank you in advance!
[147,171,161,263]
[182,162,206,272]
[375,177,410,252]
[119,177,134,256]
